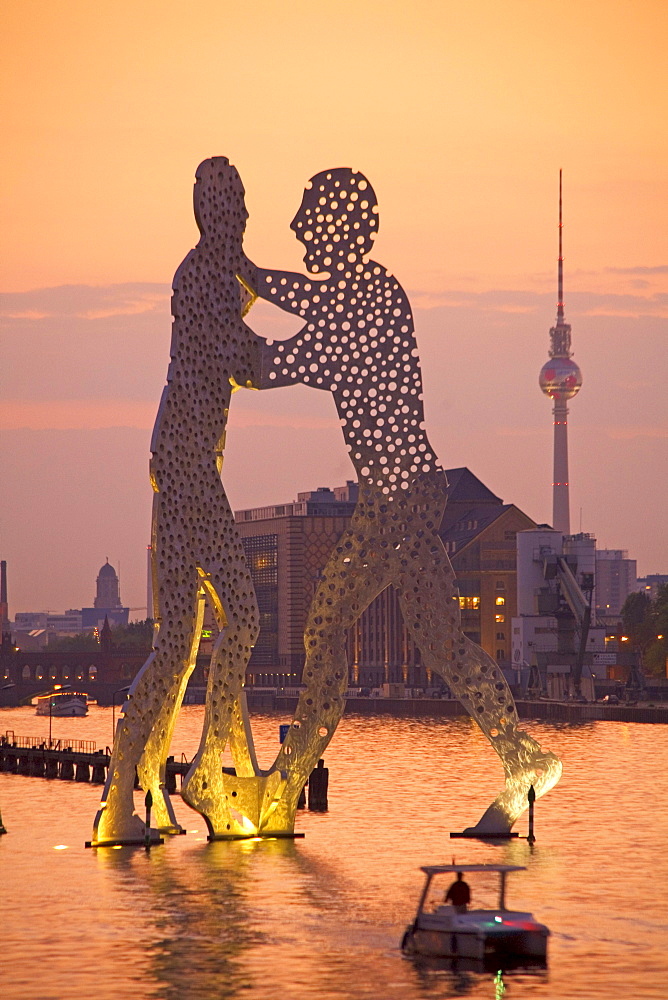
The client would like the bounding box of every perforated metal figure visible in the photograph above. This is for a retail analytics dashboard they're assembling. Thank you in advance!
[246,168,562,834]
[92,159,270,845]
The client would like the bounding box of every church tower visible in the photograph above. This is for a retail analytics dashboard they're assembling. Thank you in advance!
[94,559,122,609]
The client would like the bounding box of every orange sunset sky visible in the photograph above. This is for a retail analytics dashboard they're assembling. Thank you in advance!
[1,0,667,614]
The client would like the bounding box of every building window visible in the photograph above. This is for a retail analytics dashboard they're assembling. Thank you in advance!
[496,632,505,641]
[495,581,505,590]
[495,614,505,623]
[88,665,97,680]
[496,649,505,660]
[495,596,505,606]
[242,533,279,667]
[458,596,480,610]
[254,552,277,571]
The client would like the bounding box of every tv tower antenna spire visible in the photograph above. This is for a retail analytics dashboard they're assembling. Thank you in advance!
[557,168,564,325]
[539,170,582,534]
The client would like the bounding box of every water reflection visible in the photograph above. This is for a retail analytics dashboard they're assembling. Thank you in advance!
[409,955,548,995]
[2,707,668,999]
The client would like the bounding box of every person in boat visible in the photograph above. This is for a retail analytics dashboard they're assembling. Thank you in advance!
[445,872,471,913]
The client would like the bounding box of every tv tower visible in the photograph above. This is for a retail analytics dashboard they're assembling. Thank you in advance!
[539,170,582,534]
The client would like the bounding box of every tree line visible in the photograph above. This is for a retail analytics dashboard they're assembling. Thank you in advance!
[621,585,668,677]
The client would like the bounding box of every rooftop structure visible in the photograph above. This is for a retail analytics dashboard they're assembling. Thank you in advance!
[595,549,638,616]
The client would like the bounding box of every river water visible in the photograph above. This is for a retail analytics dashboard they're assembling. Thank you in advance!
[1,704,667,1000]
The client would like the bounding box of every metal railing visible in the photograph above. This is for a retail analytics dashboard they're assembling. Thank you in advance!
[2,731,97,753]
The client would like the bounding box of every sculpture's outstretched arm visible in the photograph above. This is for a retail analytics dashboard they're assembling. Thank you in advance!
[238,258,321,390]
[254,265,319,313]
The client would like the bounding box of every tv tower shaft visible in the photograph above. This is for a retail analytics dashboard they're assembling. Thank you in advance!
[538,170,582,535]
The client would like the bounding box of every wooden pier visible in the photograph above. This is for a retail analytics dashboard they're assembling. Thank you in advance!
[0,732,189,791]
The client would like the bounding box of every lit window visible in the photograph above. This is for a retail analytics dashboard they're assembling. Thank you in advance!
[458,596,480,610]
[495,614,505,623]
[495,596,505,606]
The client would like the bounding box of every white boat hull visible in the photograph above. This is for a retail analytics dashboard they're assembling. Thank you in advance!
[403,909,549,961]
[36,696,88,717]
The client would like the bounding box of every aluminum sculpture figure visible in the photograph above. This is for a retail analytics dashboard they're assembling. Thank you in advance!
[91,158,278,846]
[91,160,562,846]
[243,168,562,835]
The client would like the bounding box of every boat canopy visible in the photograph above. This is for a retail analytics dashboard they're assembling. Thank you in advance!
[420,865,526,875]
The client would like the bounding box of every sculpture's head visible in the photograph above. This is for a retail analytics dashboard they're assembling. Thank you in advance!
[193,157,248,243]
[291,168,378,274]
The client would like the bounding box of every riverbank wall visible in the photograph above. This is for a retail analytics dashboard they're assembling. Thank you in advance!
[245,694,668,725]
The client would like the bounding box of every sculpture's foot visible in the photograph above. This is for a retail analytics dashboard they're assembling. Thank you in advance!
[91,803,162,847]
[146,786,184,835]
[136,767,185,835]
[183,763,287,839]
[257,775,303,836]
[465,747,563,835]
[181,746,233,830]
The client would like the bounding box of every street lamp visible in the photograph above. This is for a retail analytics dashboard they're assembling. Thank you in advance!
[49,686,59,748]
[48,683,70,748]
[111,686,131,744]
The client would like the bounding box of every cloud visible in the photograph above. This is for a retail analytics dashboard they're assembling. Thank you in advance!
[1,399,157,430]
[0,282,169,321]
[605,265,668,275]
[606,425,668,441]
[495,427,550,438]
[407,285,668,319]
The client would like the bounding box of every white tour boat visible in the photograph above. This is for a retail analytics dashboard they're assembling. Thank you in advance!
[35,691,89,717]
[401,864,549,961]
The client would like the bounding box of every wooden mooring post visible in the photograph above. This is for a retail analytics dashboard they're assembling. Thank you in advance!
[308,759,329,812]
[527,784,536,844]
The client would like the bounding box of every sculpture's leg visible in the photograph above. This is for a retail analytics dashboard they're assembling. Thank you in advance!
[91,503,202,845]
[456,638,562,833]
[260,508,393,834]
[396,526,562,833]
[181,512,261,837]
[180,622,261,837]
[134,588,206,833]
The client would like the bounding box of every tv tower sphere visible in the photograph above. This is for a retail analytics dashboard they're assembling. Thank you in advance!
[539,355,582,401]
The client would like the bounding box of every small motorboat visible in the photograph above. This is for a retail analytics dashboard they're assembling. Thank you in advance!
[401,864,549,961]
[35,691,89,717]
